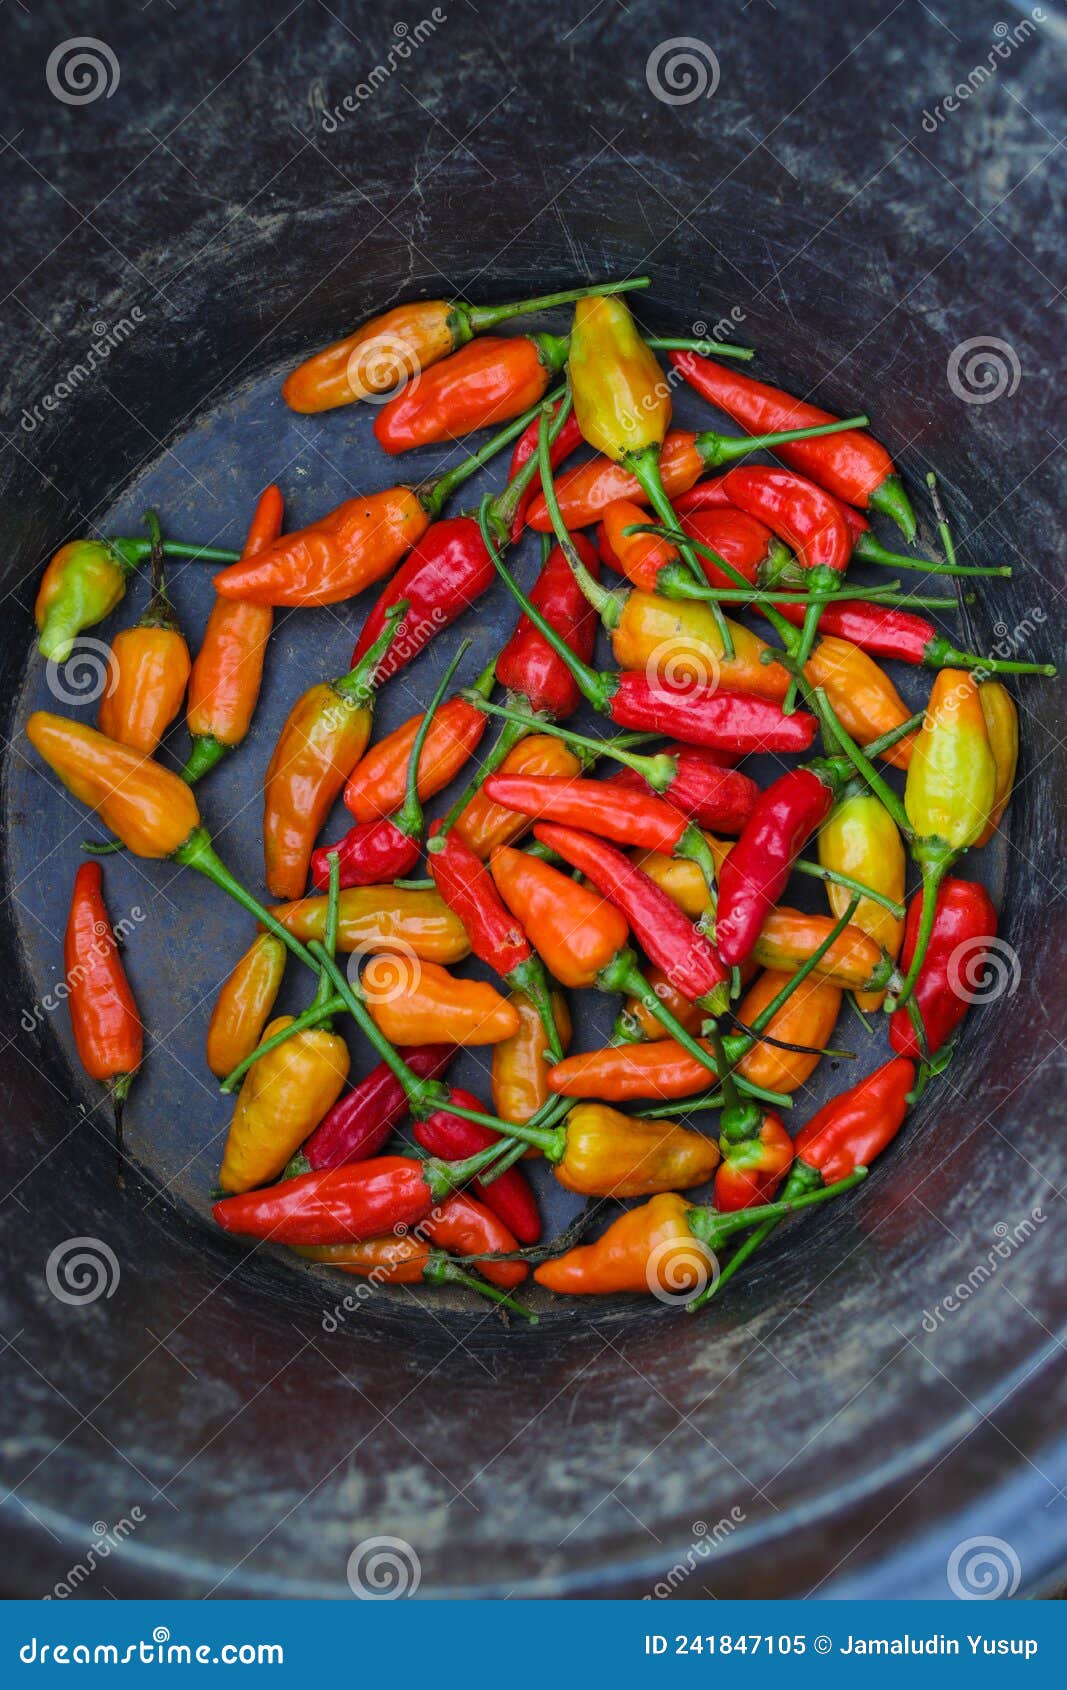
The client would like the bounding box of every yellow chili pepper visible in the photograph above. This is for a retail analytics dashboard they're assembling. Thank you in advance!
[976,681,1018,845]
[611,589,790,701]
[569,295,670,461]
[631,834,731,920]
[491,989,572,1136]
[26,712,200,858]
[265,886,471,964]
[817,785,905,1009]
[206,933,287,1079]
[218,1016,350,1192]
[552,1102,719,1198]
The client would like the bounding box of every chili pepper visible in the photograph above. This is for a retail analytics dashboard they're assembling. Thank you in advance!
[312,641,470,891]
[734,969,843,1096]
[343,691,489,824]
[289,1045,454,1175]
[412,1087,542,1243]
[96,513,191,754]
[266,884,471,963]
[295,1229,533,1315]
[714,1112,793,1212]
[428,823,565,1062]
[348,397,577,679]
[715,762,845,966]
[422,1192,529,1290]
[489,841,726,1077]
[607,755,756,835]
[64,862,143,1180]
[600,499,796,598]
[754,906,893,992]
[218,1013,350,1193]
[206,933,287,1079]
[262,602,406,901]
[890,669,997,1009]
[183,486,282,782]
[212,402,548,608]
[818,785,904,1010]
[976,682,1019,845]
[454,734,584,859]
[375,333,570,452]
[533,1172,865,1296]
[889,878,998,1060]
[282,278,650,412]
[804,636,917,769]
[691,1057,912,1311]
[480,497,816,753]
[763,597,1056,678]
[358,954,521,1048]
[506,397,585,539]
[669,348,916,537]
[531,823,730,1016]
[522,1100,720,1198]
[618,966,705,1042]
[492,989,572,1131]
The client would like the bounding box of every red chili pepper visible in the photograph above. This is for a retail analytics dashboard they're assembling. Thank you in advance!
[764,597,1055,677]
[532,821,728,1010]
[889,878,998,1059]
[794,1056,915,1184]
[714,1112,793,1212]
[720,466,852,575]
[64,862,143,1179]
[507,398,585,540]
[674,479,732,513]
[483,772,697,855]
[606,748,757,835]
[669,349,916,537]
[496,534,601,719]
[294,1046,454,1173]
[715,764,842,966]
[374,334,569,453]
[213,1155,440,1245]
[412,1088,541,1243]
[598,500,794,595]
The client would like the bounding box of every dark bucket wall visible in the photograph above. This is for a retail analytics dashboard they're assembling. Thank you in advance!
[0,0,1065,1600]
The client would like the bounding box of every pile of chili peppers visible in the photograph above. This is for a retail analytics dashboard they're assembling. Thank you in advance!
[28,278,1056,1321]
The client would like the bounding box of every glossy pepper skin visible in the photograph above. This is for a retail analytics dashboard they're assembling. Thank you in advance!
[721,465,852,576]
[299,1193,529,1292]
[535,1192,699,1294]
[296,1045,453,1173]
[349,517,492,680]
[218,1015,350,1193]
[793,1056,914,1186]
[35,540,131,663]
[206,933,287,1078]
[889,878,998,1059]
[184,486,281,780]
[714,1112,793,1212]
[534,822,728,1008]
[805,636,916,770]
[262,607,402,900]
[547,1040,720,1103]
[213,1155,440,1245]
[483,772,704,857]
[669,349,915,536]
[97,544,191,755]
[555,1102,720,1198]
[569,294,671,461]
[454,735,583,858]
[413,1087,541,1244]
[497,535,601,719]
[311,815,420,892]
[64,862,143,1095]
[375,334,566,452]
[526,431,706,531]
[716,765,839,966]
[754,906,892,993]
[26,713,201,858]
[607,751,757,836]
[976,682,1018,846]
[905,670,997,854]
[735,969,843,1095]
[343,698,487,822]
[605,674,816,755]
[598,498,793,597]
[818,788,905,1010]
[608,587,791,703]
[489,845,628,988]
[362,955,521,1047]
[621,967,704,1042]
[492,989,572,1129]
[266,885,470,963]
[506,399,584,539]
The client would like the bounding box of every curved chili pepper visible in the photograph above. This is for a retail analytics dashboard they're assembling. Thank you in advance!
[375,333,569,452]
[343,695,488,824]
[715,763,842,966]
[183,486,281,782]
[359,954,521,1048]
[423,1192,529,1290]
[219,1014,350,1193]
[506,398,585,539]
[669,348,916,537]
[976,682,1018,845]
[764,598,1056,678]
[266,885,471,963]
[754,906,893,992]
[548,1040,720,1103]
[64,862,143,1177]
[206,932,287,1079]
[607,755,756,836]
[599,499,794,597]
[889,878,998,1059]
[714,1112,793,1213]
[282,278,649,412]
[36,540,136,665]
[412,1088,541,1243]
[805,636,917,769]
[818,786,904,1010]
[97,514,191,754]
[263,604,405,901]
[492,989,572,1131]
[292,1045,454,1174]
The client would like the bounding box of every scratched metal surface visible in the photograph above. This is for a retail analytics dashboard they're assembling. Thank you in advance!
[0,0,1064,1601]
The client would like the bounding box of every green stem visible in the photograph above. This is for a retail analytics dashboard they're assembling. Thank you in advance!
[181,734,229,785]
[645,337,753,360]
[812,688,912,835]
[853,531,1009,578]
[684,1169,868,1312]
[926,470,959,568]
[463,694,677,790]
[783,565,839,714]
[172,829,320,975]
[884,846,953,1011]
[334,600,409,702]
[626,442,734,655]
[420,389,565,518]
[462,277,650,336]
[597,950,718,1083]
[108,538,240,569]
[485,388,576,539]
[652,569,959,611]
[220,992,345,1092]
[394,640,471,839]
[792,857,904,918]
[311,852,342,1016]
[923,641,1056,677]
[506,954,566,1066]
[696,416,869,468]
[868,474,917,541]
[422,1252,538,1322]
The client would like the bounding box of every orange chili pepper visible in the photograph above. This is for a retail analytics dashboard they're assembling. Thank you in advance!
[735,969,843,1094]
[26,713,200,859]
[262,604,405,900]
[219,1015,350,1193]
[265,885,471,963]
[620,966,703,1041]
[64,861,143,1177]
[184,486,281,782]
[452,734,583,858]
[97,513,191,754]
[491,988,572,1139]
[805,635,916,768]
[360,955,521,1047]
[206,933,287,1079]
[548,1039,717,1103]
[488,845,628,988]
[594,583,790,703]
[755,906,893,992]
[374,335,567,453]
[535,1192,698,1294]
[293,1226,532,1315]
[343,695,489,823]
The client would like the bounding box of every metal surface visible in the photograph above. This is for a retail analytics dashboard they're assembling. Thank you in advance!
[0,0,1064,1600]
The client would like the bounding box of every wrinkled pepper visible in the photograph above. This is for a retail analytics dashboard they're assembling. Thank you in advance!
[64,862,143,1177]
